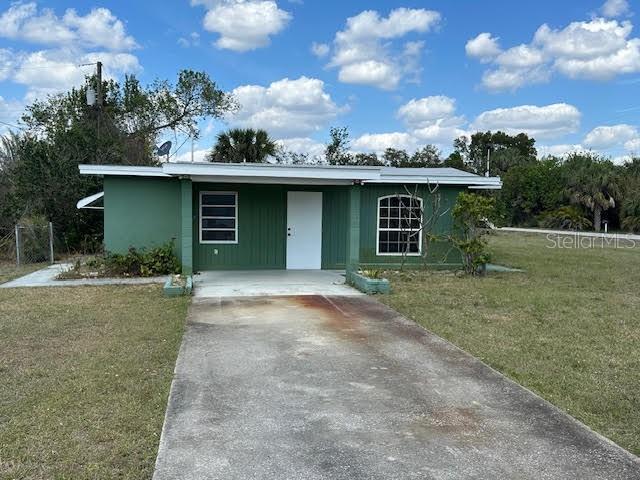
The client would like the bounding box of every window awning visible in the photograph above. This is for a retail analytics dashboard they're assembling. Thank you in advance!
[76,191,104,210]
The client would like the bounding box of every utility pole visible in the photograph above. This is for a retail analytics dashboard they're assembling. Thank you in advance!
[485,148,491,177]
[96,61,103,108]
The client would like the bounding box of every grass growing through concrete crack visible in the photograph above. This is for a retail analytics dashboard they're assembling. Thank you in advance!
[0,285,189,479]
[380,231,640,456]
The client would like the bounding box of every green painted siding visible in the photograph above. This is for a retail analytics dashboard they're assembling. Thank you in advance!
[104,176,181,255]
[180,179,193,274]
[103,177,464,272]
[359,184,463,268]
[192,183,349,271]
[321,186,348,269]
[192,183,286,270]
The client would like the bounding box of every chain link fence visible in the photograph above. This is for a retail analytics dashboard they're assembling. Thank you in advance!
[0,223,54,266]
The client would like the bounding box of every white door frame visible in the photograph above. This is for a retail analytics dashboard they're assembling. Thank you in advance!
[286,191,323,269]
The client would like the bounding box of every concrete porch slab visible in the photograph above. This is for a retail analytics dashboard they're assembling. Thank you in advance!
[193,270,362,298]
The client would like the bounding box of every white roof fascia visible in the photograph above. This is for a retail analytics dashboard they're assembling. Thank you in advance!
[162,162,381,181]
[367,175,502,187]
[190,175,353,185]
[79,164,169,177]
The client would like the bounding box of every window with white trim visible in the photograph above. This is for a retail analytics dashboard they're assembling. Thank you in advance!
[377,195,422,255]
[200,192,237,243]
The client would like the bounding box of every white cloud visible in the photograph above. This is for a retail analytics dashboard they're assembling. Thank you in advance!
[396,95,467,146]
[481,66,551,91]
[0,3,140,102]
[12,49,140,94]
[277,137,325,158]
[175,148,210,163]
[229,76,345,138]
[0,3,138,51]
[62,8,138,51]
[496,44,545,68]
[337,60,400,90]
[601,0,630,18]
[468,16,640,91]
[196,0,291,52]
[178,32,201,48]
[624,137,640,152]
[310,42,329,58]
[472,103,581,139]
[465,33,501,62]
[397,96,456,126]
[326,8,441,89]
[537,144,587,158]
[352,132,418,153]
[583,124,638,148]
[0,48,15,81]
[0,96,24,133]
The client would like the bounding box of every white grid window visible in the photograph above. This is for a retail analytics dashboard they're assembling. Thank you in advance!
[376,195,422,255]
[200,192,238,244]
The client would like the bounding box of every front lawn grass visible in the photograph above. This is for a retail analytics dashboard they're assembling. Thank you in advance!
[380,232,640,456]
[0,285,189,479]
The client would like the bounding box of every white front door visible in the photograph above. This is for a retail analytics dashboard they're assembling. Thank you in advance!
[286,191,323,269]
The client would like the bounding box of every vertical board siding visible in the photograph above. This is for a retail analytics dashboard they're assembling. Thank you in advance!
[193,183,286,270]
[359,184,463,268]
[103,177,181,255]
[192,183,350,271]
[321,186,348,269]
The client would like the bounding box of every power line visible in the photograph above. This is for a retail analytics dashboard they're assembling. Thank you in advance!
[0,120,24,130]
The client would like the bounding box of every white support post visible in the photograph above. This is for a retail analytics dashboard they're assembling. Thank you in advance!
[14,225,20,267]
[48,222,54,264]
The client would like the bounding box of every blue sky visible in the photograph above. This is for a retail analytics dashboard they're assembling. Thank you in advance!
[0,0,639,162]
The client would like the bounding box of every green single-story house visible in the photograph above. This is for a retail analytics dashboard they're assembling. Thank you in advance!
[78,162,501,275]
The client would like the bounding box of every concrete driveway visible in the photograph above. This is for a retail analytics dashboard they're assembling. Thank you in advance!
[154,295,639,480]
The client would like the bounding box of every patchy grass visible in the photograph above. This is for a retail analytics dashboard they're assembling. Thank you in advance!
[380,231,640,456]
[0,285,189,479]
[0,262,46,285]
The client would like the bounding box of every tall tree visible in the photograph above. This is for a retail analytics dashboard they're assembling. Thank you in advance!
[498,158,564,226]
[408,145,442,167]
[353,152,384,166]
[564,154,619,232]
[4,70,235,250]
[463,131,537,175]
[209,128,276,163]
[618,157,640,232]
[383,148,410,167]
[325,127,353,165]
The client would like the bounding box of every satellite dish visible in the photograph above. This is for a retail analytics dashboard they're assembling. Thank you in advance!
[157,141,172,156]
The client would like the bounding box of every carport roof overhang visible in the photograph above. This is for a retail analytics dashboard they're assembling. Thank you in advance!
[78,162,502,188]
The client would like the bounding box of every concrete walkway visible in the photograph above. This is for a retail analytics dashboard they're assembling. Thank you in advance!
[0,263,167,288]
[193,270,361,297]
[154,295,639,480]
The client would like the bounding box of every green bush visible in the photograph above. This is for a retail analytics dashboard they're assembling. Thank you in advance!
[85,241,180,277]
[620,195,640,233]
[451,192,495,275]
[539,206,592,231]
[110,242,179,277]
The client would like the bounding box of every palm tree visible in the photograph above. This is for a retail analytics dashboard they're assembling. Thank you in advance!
[208,128,276,163]
[565,154,619,232]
